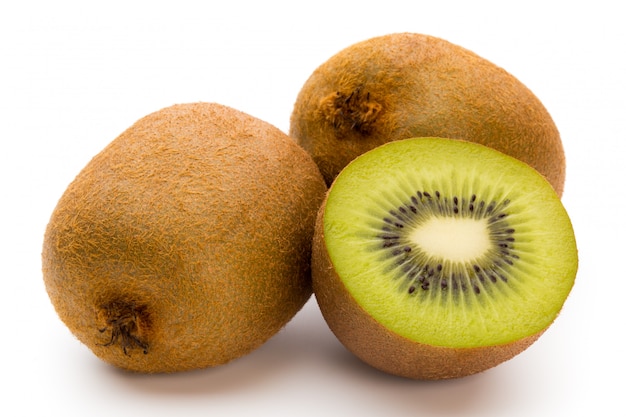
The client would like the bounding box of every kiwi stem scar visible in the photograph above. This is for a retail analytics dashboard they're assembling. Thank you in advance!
[97,301,149,355]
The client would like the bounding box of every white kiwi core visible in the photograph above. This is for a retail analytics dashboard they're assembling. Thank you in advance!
[409,218,491,262]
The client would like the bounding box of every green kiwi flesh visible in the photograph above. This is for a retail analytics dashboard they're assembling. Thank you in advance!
[290,33,566,196]
[312,137,577,379]
[42,102,327,373]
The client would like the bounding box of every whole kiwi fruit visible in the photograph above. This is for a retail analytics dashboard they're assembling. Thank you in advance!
[42,102,327,373]
[290,33,566,196]
[312,137,577,379]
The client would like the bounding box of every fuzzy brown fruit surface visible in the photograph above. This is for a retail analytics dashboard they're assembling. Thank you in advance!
[42,102,327,373]
[290,33,566,196]
[311,138,577,380]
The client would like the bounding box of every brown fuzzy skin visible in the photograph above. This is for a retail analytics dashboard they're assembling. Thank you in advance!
[290,33,566,196]
[42,102,327,373]
[312,200,545,380]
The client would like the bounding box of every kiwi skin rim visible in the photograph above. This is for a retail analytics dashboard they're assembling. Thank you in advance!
[309,133,577,380]
[312,199,545,380]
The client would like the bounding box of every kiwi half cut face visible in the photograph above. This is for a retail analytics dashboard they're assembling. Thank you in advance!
[312,137,577,379]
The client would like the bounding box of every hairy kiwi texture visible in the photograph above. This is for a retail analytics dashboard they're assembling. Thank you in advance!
[290,33,566,196]
[42,102,327,373]
[312,137,577,379]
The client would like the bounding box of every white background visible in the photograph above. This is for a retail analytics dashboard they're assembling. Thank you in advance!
[2,1,624,416]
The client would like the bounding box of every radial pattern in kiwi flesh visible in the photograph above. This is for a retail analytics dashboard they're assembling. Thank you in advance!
[312,137,577,379]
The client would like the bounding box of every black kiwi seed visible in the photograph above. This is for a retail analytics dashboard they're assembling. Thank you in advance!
[375,190,520,303]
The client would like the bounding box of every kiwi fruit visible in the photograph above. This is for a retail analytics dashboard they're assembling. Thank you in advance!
[312,137,577,380]
[290,33,566,196]
[42,102,327,373]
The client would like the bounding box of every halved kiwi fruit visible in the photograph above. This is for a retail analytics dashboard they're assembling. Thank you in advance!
[312,137,577,379]
[42,102,327,373]
[290,33,566,196]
